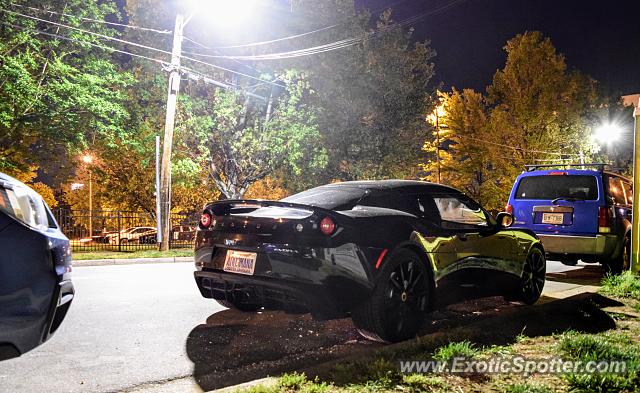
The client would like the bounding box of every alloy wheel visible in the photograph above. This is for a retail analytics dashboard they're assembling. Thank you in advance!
[521,249,545,304]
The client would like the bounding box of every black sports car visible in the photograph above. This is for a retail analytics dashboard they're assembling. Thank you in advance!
[0,172,74,361]
[194,180,545,342]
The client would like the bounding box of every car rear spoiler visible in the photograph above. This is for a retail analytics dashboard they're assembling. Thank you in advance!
[204,199,348,220]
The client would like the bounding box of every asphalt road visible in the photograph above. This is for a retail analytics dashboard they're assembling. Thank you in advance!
[0,259,606,393]
[0,262,218,393]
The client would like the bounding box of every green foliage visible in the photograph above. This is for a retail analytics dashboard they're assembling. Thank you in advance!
[433,341,478,361]
[176,71,327,199]
[0,0,134,174]
[556,330,640,392]
[501,382,552,393]
[600,271,640,301]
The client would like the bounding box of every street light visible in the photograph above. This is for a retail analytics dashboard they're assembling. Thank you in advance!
[594,123,623,144]
[80,154,93,238]
[426,99,447,184]
[158,0,256,251]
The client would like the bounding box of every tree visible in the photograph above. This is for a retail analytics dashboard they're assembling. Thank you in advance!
[422,89,510,210]
[0,0,133,177]
[175,71,327,199]
[423,32,599,210]
[282,3,436,182]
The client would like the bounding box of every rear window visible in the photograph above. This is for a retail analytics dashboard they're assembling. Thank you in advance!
[282,185,366,210]
[515,175,598,200]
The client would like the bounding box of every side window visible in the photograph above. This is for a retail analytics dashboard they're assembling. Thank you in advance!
[622,181,633,205]
[607,177,627,205]
[433,196,488,228]
[360,194,421,216]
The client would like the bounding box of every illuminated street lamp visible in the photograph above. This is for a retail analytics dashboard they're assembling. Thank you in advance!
[426,98,448,184]
[594,123,623,145]
[81,154,93,238]
[159,0,256,251]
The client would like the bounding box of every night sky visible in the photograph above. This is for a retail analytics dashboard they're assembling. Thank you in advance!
[361,0,640,96]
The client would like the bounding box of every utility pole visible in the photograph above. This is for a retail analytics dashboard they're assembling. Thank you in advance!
[155,135,161,245]
[88,170,92,237]
[631,96,640,272]
[435,111,441,184]
[159,13,185,251]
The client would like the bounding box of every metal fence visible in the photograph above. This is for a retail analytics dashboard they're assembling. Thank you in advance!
[53,209,198,252]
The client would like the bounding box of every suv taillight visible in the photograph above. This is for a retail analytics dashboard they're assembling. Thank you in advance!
[505,204,513,214]
[598,207,613,233]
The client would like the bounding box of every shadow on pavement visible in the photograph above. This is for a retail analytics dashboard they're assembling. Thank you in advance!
[546,263,606,286]
[186,309,366,391]
[186,294,526,391]
[306,293,623,386]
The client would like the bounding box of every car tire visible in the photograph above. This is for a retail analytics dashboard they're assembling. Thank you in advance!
[352,248,431,343]
[605,235,630,274]
[511,247,546,305]
[215,299,262,312]
[120,238,128,245]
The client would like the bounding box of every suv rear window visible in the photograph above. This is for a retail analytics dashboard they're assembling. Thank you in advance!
[515,175,598,200]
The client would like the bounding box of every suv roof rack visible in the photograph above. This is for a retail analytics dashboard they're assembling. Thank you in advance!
[524,163,609,172]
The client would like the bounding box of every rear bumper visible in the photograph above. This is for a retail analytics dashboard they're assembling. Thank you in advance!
[195,270,349,319]
[537,234,618,257]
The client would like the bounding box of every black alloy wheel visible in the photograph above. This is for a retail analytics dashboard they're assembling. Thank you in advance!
[519,247,546,305]
[352,248,431,342]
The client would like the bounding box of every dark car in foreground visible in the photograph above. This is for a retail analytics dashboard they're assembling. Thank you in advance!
[194,180,545,342]
[507,163,631,273]
[0,173,74,361]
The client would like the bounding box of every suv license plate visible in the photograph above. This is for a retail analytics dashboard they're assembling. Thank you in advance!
[541,213,564,225]
[223,250,257,275]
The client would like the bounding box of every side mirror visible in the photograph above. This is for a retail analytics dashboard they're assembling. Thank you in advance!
[496,212,514,228]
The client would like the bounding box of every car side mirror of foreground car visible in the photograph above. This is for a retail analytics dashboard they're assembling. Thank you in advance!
[496,212,514,228]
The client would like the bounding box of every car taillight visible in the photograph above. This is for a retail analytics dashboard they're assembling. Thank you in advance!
[505,204,513,214]
[319,216,336,235]
[200,213,212,228]
[598,207,613,233]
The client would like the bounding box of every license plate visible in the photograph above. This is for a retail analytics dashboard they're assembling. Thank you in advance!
[223,250,257,275]
[541,213,564,225]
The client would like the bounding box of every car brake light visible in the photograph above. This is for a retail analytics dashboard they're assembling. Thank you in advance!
[548,171,567,176]
[319,216,336,235]
[505,204,513,214]
[200,213,212,228]
[598,207,613,233]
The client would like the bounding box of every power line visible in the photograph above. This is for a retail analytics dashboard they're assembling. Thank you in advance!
[456,135,581,156]
[208,0,412,50]
[1,20,170,67]
[8,2,172,34]
[184,0,468,61]
[0,21,268,100]
[183,35,265,76]
[0,8,280,86]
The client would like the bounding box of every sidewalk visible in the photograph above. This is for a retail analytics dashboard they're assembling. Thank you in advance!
[73,256,193,267]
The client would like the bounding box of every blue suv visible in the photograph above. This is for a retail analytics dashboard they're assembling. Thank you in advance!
[506,164,632,273]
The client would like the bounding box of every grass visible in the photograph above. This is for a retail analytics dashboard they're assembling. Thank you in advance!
[501,382,553,393]
[600,271,640,301]
[433,340,478,361]
[72,249,193,260]
[555,330,640,392]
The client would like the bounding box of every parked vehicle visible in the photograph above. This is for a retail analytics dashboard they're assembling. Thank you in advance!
[0,172,74,361]
[108,226,157,245]
[507,163,632,273]
[194,180,545,342]
[172,225,196,242]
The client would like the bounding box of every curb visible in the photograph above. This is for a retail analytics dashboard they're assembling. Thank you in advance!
[73,256,193,267]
